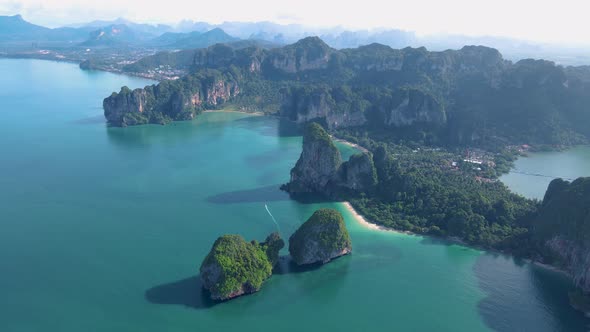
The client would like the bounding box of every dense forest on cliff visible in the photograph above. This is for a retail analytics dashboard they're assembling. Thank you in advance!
[106,37,590,147]
[284,123,539,250]
[349,142,538,249]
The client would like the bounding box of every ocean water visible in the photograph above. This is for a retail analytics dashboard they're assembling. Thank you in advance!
[0,59,587,332]
[500,146,590,199]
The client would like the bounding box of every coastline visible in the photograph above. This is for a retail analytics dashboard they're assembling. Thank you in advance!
[341,200,577,293]
[0,55,166,82]
[203,109,265,116]
[332,136,369,154]
[342,201,413,235]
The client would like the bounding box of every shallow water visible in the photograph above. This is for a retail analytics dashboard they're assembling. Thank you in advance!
[0,59,587,332]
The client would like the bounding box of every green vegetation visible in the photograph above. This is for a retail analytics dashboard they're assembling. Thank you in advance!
[199,233,284,300]
[531,178,590,295]
[107,37,590,148]
[262,232,285,266]
[302,122,342,167]
[535,177,590,245]
[305,122,333,143]
[110,37,590,283]
[289,208,352,265]
[349,146,538,249]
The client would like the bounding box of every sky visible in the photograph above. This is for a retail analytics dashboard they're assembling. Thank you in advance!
[1,0,589,45]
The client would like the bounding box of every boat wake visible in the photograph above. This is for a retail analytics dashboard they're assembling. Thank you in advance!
[265,204,281,232]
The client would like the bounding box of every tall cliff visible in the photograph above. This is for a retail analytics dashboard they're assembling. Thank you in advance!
[283,123,377,197]
[103,86,150,126]
[103,69,240,126]
[285,123,342,193]
[535,177,590,292]
[103,36,590,146]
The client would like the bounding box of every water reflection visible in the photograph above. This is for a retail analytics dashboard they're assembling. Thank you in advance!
[474,253,589,332]
[235,115,302,137]
[105,121,208,149]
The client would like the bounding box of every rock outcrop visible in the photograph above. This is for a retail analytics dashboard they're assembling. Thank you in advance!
[535,178,590,293]
[103,36,590,146]
[199,232,284,301]
[289,208,352,265]
[339,153,378,192]
[283,123,377,197]
[384,89,446,127]
[285,123,342,193]
[103,70,240,126]
[265,36,333,74]
[280,86,367,129]
[103,86,149,126]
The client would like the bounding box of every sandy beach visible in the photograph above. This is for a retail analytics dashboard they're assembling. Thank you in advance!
[342,201,409,234]
[332,137,369,153]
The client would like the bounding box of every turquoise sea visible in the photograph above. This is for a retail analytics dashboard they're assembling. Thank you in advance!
[0,59,588,331]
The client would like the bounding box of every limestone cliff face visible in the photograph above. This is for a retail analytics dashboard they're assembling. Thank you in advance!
[286,123,342,193]
[265,36,333,74]
[176,77,239,113]
[106,37,590,144]
[536,178,590,293]
[284,123,377,196]
[280,87,445,130]
[103,87,149,126]
[289,209,352,265]
[385,89,446,127]
[205,79,240,105]
[545,236,590,292]
[280,87,367,129]
[339,153,378,192]
[103,72,240,126]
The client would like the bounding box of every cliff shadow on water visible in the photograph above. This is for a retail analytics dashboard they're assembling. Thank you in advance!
[207,186,336,205]
[72,113,108,125]
[234,115,302,138]
[105,122,207,150]
[272,255,349,275]
[145,275,217,309]
[473,253,589,332]
[207,184,291,204]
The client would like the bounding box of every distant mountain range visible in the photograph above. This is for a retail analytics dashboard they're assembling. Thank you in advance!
[0,14,92,45]
[148,28,238,49]
[2,14,590,65]
[0,15,241,49]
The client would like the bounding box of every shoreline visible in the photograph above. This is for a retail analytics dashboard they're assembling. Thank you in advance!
[0,55,166,82]
[342,201,413,235]
[332,137,369,154]
[203,109,265,116]
[341,201,577,289]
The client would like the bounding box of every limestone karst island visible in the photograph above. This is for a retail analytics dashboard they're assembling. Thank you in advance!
[2,2,590,331]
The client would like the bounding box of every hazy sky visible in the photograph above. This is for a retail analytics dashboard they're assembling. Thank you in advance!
[1,0,589,45]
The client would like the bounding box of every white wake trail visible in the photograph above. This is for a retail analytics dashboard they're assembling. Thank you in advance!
[265,204,280,232]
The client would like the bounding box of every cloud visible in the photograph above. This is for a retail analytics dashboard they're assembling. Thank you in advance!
[1,0,589,45]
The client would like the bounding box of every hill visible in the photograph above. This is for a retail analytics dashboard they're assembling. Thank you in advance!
[105,36,590,148]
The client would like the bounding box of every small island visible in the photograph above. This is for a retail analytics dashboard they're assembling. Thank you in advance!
[289,208,352,265]
[199,209,353,301]
[200,232,284,301]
